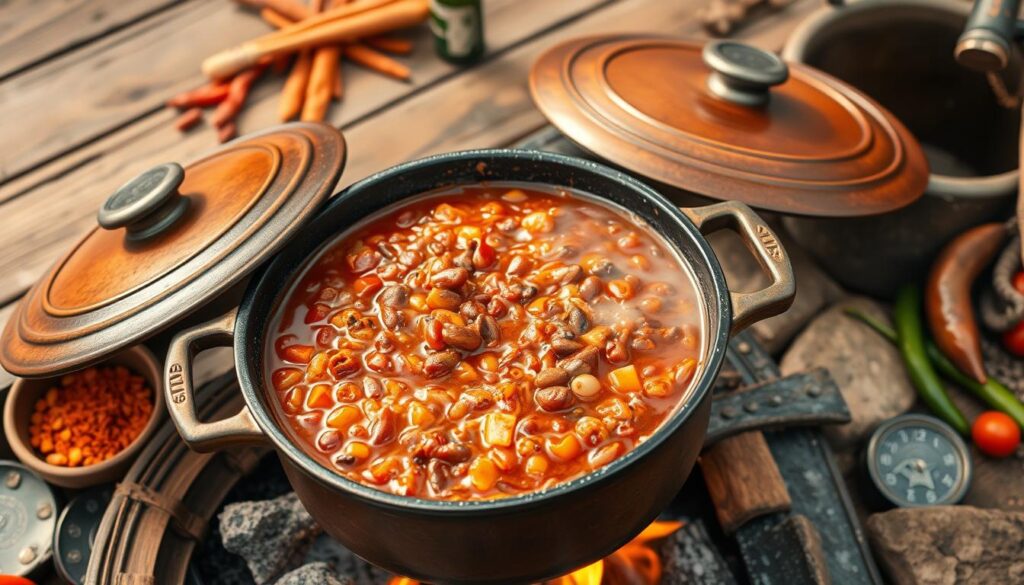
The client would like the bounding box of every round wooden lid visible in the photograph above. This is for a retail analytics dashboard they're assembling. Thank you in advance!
[1,122,345,377]
[530,36,929,217]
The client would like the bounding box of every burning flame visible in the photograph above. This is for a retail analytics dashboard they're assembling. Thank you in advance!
[387,520,683,585]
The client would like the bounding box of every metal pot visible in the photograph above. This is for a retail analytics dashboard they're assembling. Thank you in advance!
[163,150,794,584]
[781,0,1019,297]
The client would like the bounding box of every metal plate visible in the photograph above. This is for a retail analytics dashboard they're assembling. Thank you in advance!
[1,123,346,377]
[530,35,929,218]
[55,486,113,584]
[0,461,58,576]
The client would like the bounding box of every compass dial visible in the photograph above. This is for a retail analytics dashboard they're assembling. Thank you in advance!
[867,414,971,507]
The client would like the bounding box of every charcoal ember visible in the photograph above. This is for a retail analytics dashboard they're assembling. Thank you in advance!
[219,492,321,584]
[659,519,738,584]
[275,562,353,585]
[868,506,1024,584]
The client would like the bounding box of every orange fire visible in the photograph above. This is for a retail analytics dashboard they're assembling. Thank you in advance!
[387,520,683,585]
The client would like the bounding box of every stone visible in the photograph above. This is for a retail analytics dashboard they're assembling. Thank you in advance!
[867,506,1024,584]
[710,227,844,355]
[780,297,916,457]
[303,532,393,585]
[219,492,321,584]
[276,562,353,585]
[660,519,738,584]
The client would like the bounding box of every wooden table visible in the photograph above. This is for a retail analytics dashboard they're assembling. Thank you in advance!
[0,0,820,391]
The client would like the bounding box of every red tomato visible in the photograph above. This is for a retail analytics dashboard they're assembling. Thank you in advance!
[1002,321,1024,357]
[972,411,1021,458]
[0,576,38,585]
[1013,271,1024,294]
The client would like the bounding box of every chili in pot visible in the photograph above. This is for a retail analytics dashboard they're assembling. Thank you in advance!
[267,185,703,499]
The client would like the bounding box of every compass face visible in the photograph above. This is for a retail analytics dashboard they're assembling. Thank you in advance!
[867,415,971,507]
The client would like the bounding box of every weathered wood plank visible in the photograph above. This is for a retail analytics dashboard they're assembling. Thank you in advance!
[0,0,814,308]
[0,0,608,184]
[0,0,178,80]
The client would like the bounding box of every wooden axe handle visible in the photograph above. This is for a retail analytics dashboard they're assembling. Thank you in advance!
[701,430,791,534]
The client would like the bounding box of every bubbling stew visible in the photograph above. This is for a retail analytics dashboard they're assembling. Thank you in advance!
[268,184,703,500]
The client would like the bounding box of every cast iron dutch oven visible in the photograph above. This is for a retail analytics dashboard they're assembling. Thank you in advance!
[164,148,795,584]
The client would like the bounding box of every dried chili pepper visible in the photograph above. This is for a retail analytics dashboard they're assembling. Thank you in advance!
[896,285,970,436]
[925,223,1008,383]
[166,82,230,109]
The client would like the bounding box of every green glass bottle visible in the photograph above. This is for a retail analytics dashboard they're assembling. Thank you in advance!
[429,0,485,64]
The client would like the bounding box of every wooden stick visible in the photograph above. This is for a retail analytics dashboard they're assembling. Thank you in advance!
[364,35,413,54]
[203,0,427,79]
[235,0,310,22]
[303,45,341,120]
[344,43,410,80]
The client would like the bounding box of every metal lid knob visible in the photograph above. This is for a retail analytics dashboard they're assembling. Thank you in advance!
[98,163,189,241]
[703,41,789,107]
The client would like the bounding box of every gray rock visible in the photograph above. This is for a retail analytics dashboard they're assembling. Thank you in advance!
[276,562,353,585]
[220,492,321,584]
[303,532,393,585]
[780,297,916,457]
[710,227,844,355]
[867,506,1024,584]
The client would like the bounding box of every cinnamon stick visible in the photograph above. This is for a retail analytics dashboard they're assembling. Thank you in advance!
[333,62,344,99]
[277,0,325,121]
[344,43,410,80]
[203,0,427,79]
[364,35,412,54]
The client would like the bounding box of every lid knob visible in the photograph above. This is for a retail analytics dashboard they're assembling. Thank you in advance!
[702,41,789,107]
[98,163,189,241]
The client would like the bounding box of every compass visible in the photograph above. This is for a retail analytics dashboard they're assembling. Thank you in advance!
[866,414,972,508]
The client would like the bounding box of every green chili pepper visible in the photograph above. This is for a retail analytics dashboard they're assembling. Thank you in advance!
[845,308,1024,430]
[892,286,970,435]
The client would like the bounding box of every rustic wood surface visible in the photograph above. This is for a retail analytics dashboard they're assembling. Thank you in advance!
[0,0,818,385]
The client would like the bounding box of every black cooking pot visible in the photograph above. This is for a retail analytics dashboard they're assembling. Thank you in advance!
[164,150,794,584]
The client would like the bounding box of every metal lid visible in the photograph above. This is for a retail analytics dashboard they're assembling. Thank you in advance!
[0,122,345,377]
[0,461,58,576]
[530,36,929,217]
[54,486,113,585]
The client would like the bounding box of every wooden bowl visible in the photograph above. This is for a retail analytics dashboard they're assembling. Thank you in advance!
[3,345,165,488]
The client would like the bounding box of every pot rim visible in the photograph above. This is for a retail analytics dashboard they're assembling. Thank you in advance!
[781,0,1019,198]
[234,148,732,513]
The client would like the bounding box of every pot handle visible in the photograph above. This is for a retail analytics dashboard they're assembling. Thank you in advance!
[680,201,795,334]
[164,309,266,452]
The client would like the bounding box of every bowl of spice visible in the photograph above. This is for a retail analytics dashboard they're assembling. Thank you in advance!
[3,345,163,488]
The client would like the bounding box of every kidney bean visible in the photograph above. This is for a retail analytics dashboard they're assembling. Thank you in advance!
[553,264,584,284]
[362,378,383,399]
[506,256,531,276]
[328,350,361,378]
[551,337,583,357]
[428,459,449,492]
[370,408,396,445]
[441,323,482,351]
[477,315,500,347]
[559,346,599,377]
[424,350,460,378]
[379,284,411,308]
[567,307,590,336]
[434,442,472,464]
[460,300,485,321]
[380,306,405,330]
[536,386,574,412]
[535,367,571,389]
[579,276,602,301]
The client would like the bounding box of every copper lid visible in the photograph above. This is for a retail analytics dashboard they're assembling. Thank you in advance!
[1,123,345,377]
[530,36,929,217]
